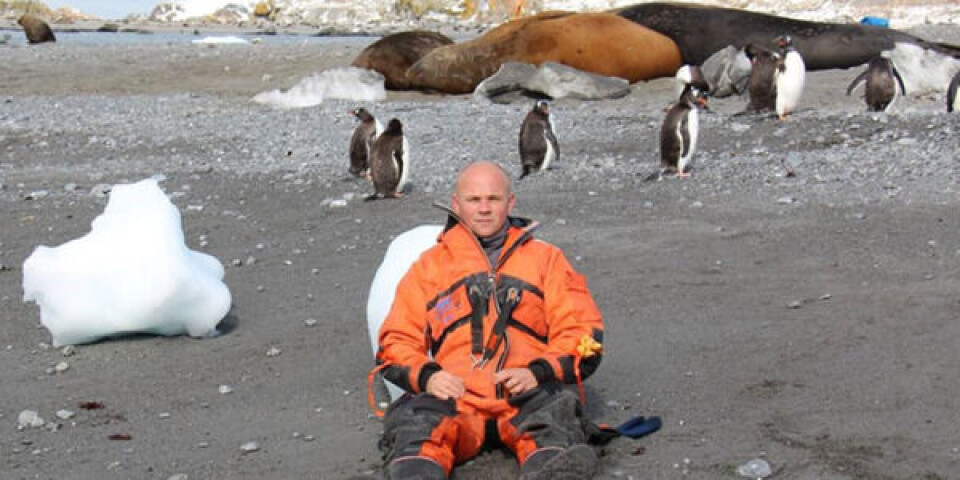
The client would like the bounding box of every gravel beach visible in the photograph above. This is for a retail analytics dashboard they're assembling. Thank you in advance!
[1,27,959,479]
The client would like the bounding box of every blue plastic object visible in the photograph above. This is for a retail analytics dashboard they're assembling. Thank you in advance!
[860,16,890,28]
[614,415,662,438]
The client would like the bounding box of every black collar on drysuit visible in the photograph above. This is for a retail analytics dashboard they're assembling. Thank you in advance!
[433,203,540,396]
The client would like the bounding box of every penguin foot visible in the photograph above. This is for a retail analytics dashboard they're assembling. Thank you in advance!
[385,192,404,199]
[677,171,692,179]
[364,194,381,202]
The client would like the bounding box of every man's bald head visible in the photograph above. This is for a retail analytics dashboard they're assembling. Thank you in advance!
[451,161,515,237]
[454,161,512,198]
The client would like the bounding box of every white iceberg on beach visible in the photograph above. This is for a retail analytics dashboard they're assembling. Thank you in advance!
[22,177,232,346]
[252,67,387,109]
[366,224,442,400]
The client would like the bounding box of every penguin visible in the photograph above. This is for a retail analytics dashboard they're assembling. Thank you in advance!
[947,70,960,113]
[774,35,805,120]
[846,57,907,112]
[518,99,559,179]
[366,118,409,201]
[653,84,708,180]
[745,43,780,114]
[348,107,382,178]
[674,64,710,99]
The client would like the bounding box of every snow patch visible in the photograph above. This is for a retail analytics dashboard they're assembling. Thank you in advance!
[251,67,387,109]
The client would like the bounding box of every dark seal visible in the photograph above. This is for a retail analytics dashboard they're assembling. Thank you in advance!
[616,2,960,70]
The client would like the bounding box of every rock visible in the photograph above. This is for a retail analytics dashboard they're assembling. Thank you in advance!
[700,46,752,97]
[240,441,260,453]
[473,62,539,104]
[474,62,631,104]
[17,410,45,429]
[56,410,75,420]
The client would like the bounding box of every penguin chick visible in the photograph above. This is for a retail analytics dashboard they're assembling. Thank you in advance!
[846,57,906,112]
[348,107,382,178]
[518,99,559,179]
[366,119,409,201]
[745,44,780,114]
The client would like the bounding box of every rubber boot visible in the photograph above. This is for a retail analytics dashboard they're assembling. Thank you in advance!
[519,444,598,480]
[387,456,447,480]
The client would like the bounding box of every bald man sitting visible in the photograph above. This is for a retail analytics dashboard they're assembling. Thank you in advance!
[372,161,606,479]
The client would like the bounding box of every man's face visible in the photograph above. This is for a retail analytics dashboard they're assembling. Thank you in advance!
[451,165,515,238]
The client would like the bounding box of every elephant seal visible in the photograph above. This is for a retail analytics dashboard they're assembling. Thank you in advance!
[18,14,56,44]
[616,2,960,71]
[351,31,454,90]
[406,11,682,94]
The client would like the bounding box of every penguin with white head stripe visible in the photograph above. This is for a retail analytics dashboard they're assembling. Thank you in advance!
[650,84,709,180]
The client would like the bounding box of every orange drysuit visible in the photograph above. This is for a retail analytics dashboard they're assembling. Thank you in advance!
[376,215,604,474]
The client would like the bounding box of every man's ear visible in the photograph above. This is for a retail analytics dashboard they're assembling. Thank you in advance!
[507,193,516,214]
[450,193,461,215]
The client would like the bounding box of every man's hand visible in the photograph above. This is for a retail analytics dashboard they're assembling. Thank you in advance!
[425,370,466,400]
[493,368,538,395]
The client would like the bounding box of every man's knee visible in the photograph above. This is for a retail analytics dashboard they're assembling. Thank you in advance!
[381,394,458,462]
[510,384,588,448]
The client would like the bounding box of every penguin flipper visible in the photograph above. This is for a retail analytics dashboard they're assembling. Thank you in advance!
[846,71,868,96]
[948,71,960,113]
[891,66,907,96]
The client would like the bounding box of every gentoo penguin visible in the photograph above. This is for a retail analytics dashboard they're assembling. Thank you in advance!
[745,44,780,113]
[366,118,409,201]
[674,64,710,99]
[774,35,805,120]
[654,84,708,179]
[518,100,559,179]
[947,70,960,113]
[348,107,382,178]
[846,57,906,112]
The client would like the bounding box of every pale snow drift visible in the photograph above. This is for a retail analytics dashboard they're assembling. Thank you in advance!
[366,224,442,400]
[22,177,232,346]
[251,67,386,109]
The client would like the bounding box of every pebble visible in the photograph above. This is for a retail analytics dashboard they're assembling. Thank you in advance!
[787,300,803,309]
[56,409,75,420]
[61,346,75,357]
[168,474,189,480]
[54,361,70,373]
[266,346,281,357]
[17,410,45,429]
[240,441,260,453]
[219,384,234,394]
[304,318,318,327]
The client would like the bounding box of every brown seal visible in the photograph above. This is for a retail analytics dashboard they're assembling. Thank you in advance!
[18,14,56,45]
[351,31,454,90]
[406,11,682,94]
